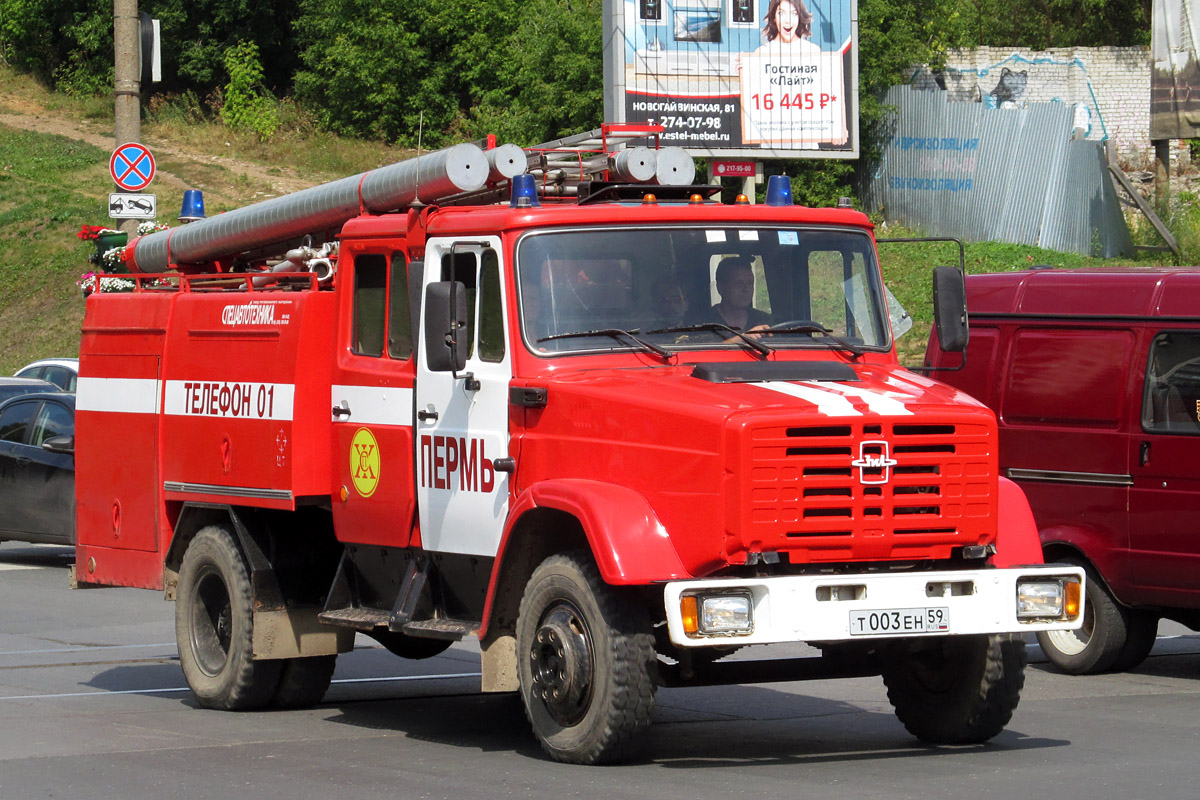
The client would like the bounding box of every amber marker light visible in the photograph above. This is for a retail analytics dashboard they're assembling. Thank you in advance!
[642,193,658,205]
[1065,580,1082,619]
[339,485,349,502]
[735,194,750,205]
[689,193,704,204]
[681,595,699,635]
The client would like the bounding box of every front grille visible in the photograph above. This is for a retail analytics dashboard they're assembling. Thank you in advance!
[742,420,995,564]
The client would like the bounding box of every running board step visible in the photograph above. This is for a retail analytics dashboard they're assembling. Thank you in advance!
[400,618,480,640]
[317,607,390,631]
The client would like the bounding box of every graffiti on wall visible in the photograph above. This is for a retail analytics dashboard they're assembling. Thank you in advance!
[909,53,1103,140]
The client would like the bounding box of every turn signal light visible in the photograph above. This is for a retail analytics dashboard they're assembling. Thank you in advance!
[1065,579,1082,619]
[681,595,699,634]
[642,193,658,205]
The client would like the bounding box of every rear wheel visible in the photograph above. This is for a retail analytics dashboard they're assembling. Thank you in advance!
[516,552,657,765]
[175,525,281,710]
[272,655,337,709]
[882,634,1025,744]
[1035,559,1140,674]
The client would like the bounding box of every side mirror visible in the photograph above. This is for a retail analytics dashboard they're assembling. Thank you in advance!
[424,281,468,372]
[42,434,75,455]
[932,266,969,353]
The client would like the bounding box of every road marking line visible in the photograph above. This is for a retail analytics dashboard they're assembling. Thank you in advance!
[0,643,176,657]
[0,672,482,701]
[0,564,41,572]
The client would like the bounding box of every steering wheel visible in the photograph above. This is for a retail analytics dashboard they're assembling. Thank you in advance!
[767,319,822,332]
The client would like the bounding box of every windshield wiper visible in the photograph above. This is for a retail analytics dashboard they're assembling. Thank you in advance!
[538,328,674,362]
[646,323,773,359]
[766,324,866,358]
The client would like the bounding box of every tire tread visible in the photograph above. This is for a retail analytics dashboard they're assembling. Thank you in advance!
[176,525,281,710]
[883,634,1025,744]
[517,551,656,765]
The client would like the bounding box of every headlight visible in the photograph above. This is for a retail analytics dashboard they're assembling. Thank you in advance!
[1016,578,1082,620]
[680,592,754,636]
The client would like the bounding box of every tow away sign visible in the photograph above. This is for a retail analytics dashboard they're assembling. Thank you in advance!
[109,193,157,219]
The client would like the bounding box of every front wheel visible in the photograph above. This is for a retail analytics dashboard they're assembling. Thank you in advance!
[882,634,1025,744]
[516,552,657,765]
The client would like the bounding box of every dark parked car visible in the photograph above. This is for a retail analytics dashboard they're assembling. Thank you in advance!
[0,392,75,546]
[0,377,59,404]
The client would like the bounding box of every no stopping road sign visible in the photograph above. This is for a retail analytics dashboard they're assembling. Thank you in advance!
[110,143,156,192]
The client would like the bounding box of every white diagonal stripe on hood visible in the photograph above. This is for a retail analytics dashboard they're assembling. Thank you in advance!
[803,381,914,416]
[757,381,861,416]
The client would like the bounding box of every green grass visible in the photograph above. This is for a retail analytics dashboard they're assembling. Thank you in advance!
[0,129,111,372]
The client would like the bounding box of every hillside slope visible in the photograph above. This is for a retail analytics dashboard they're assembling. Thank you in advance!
[0,68,413,374]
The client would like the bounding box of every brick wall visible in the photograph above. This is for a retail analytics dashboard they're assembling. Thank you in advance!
[911,46,1180,171]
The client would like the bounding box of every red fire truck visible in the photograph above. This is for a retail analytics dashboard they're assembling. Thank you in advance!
[73,127,1084,764]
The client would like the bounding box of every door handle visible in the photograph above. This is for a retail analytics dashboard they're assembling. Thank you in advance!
[417,409,439,422]
[15,456,31,467]
[1140,440,1151,467]
[332,401,351,419]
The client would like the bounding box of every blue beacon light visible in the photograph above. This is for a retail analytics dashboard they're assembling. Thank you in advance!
[510,174,541,208]
[179,189,207,221]
[765,175,794,206]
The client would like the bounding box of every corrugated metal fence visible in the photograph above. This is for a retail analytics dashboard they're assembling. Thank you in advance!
[863,86,1133,258]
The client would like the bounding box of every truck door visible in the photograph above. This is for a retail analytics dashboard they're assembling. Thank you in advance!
[1129,328,1200,597]
[331,248,419,548]
[414,237,511,556]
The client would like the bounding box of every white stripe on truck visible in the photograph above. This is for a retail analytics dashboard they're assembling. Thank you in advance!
[76,377,161,414]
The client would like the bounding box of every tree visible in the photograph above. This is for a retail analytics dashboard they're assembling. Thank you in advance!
[0,0,301,98]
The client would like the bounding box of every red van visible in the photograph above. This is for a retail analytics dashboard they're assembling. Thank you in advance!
[925,267,1200,673]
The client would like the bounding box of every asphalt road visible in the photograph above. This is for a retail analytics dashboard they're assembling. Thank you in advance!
[2,541,1197,800]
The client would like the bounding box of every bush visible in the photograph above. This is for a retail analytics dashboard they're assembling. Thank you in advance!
[220,41,278,142]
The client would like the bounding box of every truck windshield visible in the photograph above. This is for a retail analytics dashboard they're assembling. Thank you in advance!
[516,226,888,356]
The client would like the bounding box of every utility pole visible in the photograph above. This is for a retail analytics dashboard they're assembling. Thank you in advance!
[114,0,140,236]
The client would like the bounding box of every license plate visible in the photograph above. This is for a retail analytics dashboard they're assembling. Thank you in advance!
[849,607,950,636]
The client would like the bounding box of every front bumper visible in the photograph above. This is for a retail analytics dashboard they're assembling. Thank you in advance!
[663,565,1085,647]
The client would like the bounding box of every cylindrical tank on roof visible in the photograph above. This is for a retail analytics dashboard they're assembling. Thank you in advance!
[128,143,490,273]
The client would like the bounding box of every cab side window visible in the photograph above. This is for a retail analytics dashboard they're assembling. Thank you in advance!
[478,249,505,363]
[352,251,414,361]
[1144,331,1200,434]
[0,401,40,445]
[387,253,412,359]
[352,254,388,357]
[441,251,478,359]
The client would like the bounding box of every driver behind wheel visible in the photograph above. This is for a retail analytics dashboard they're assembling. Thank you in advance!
[701,256,771,332]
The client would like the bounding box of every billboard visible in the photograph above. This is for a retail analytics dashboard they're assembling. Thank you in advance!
[1151,0,1200,140]
[603,0,858,158]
